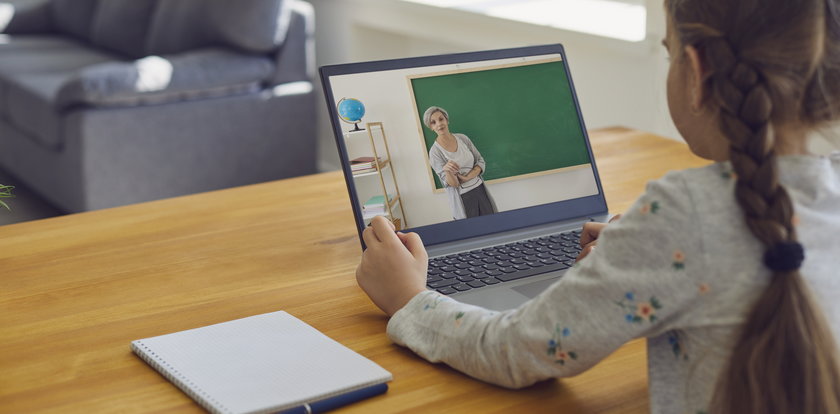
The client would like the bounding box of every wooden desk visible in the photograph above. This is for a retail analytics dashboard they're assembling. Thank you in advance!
[0,128,709,413]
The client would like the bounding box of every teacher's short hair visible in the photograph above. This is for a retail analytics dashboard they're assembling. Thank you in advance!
[423,106,449,129]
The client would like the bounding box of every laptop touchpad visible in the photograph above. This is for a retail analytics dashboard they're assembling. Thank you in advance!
[512,277,559,298]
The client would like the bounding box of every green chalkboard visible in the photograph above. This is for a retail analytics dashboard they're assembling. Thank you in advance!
[411,59,591,190]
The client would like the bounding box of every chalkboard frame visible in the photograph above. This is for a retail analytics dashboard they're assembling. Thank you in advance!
[407,57,592,193]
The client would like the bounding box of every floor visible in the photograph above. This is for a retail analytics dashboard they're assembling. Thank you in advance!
[0,169,65,227]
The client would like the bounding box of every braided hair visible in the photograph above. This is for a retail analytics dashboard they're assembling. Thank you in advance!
[666,0,840,413]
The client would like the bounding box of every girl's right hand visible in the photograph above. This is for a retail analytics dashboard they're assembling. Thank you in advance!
[576,214,621,261]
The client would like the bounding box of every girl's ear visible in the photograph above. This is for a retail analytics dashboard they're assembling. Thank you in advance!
[683,45,709,111]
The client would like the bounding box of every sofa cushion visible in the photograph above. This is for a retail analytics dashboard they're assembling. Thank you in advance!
[146,0,287,55]
[0,35,120,149]
[89,0,159,58]
[50,0,98,42]
[1,0,52,34]
[56,48,275,108]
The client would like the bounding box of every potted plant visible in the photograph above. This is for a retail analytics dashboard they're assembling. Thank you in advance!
[0,184,14,210]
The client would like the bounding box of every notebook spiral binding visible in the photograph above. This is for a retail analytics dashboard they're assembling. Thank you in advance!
[131,340,233,414]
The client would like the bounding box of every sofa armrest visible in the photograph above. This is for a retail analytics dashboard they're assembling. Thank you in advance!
[56,48,276,108]
[270,0,314,85]
[1,0,52,33]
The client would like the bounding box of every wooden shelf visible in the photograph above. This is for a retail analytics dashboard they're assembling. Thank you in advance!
[345,122,407,228]
[351,159,390,178]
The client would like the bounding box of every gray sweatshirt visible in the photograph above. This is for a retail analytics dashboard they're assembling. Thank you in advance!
[387,154,840,414]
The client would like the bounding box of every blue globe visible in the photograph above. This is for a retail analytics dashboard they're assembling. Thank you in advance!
[337,98,365,130]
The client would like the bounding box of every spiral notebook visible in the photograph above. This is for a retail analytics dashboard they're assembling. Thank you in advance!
[131,311,392,414]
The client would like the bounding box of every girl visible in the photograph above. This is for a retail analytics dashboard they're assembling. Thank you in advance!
[356,0,840,412]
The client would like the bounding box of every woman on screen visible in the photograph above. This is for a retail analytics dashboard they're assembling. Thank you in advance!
[425,106,497,219]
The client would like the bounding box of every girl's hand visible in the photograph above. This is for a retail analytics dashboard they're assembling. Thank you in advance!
[356,216,429,316]
[576,214,621,261]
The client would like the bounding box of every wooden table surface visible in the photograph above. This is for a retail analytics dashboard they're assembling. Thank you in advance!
[0,128,709,413]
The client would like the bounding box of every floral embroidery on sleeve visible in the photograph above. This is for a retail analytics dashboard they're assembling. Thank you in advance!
[454,311,465,327]
[673,250,686,270]
[547,325,578,365]
[667,330,689,360]
[640,200,661,214]
[616,292,662,323]
[423,294,449,311]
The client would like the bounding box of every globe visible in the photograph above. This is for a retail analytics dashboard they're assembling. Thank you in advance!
[337,97,365,131]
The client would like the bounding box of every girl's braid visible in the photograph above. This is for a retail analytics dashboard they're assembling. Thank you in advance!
[704,36,797,246]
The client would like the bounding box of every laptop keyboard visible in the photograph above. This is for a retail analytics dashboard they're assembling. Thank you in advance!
[427,229,583,295]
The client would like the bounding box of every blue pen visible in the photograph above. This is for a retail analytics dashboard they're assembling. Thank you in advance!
[280,383,388,414]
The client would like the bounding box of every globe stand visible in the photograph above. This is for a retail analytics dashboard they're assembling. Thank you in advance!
[350,122,365,132]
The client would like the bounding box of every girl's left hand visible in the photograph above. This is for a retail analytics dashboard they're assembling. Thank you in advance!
[356,216,429,316]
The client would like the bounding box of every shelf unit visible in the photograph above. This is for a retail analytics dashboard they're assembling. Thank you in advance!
[345,122,407,229]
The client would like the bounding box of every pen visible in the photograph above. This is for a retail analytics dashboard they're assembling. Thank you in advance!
[280,383,388,414]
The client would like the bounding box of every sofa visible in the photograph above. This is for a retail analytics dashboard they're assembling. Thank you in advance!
[0,0,316,213]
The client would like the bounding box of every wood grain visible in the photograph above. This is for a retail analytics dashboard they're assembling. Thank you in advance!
[0,128,709,413]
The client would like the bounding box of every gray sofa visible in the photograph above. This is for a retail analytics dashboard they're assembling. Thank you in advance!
[0,0,316,213]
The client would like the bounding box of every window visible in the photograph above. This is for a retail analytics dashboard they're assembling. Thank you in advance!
[400,0,647,42]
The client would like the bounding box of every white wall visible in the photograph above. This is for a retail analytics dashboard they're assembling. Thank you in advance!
[310,0,678,172]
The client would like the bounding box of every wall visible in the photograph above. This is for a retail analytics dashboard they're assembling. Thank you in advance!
[309,0,837,172]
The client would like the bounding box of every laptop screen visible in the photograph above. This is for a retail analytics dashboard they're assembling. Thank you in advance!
[321,45,607,247]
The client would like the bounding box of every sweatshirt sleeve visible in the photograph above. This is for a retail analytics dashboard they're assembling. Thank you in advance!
[386,171,710,388]
[459,134,486,174]
[429,145,454,188]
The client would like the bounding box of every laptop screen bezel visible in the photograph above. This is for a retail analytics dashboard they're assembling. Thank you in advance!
[320,44,608,249]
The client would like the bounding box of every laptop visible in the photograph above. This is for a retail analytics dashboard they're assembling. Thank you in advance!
[320,44,609,311]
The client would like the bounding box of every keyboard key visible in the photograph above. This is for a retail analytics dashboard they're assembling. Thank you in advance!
[437,287,457,295]
[499,266,516,273]
[429,279,458,288]
[453,283,472,291]
[514,264,529,270]
[427,275,444,283]
[441,266,457,272]
[483,264,500,270]
[455,269,471,276]
[454,262,470,269]
[441,272,457,279]
[481,277,501,284]
[485,270,503,276]
[467,280,486,288]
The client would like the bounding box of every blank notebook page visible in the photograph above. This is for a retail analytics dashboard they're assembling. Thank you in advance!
[131,311,392,414]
